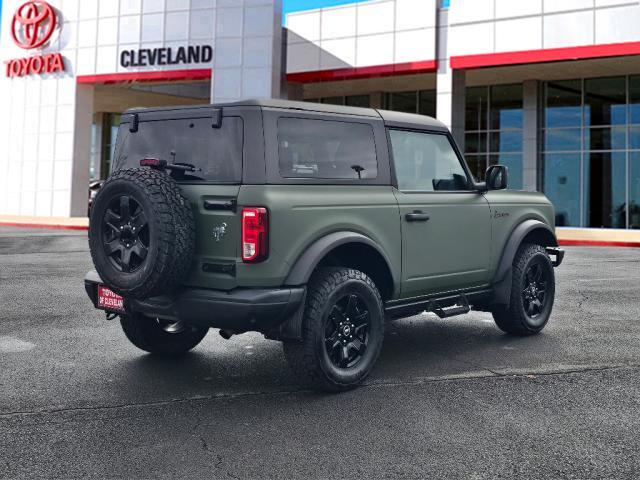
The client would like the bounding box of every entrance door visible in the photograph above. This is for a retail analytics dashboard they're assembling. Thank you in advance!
[388,129,492,298]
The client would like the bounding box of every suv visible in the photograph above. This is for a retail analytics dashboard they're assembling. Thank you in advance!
[85,99,564,391]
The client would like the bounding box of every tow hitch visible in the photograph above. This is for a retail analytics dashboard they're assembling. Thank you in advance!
[546,247,565,267]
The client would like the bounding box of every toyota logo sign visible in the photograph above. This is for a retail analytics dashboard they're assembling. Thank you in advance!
[11,1,57,50]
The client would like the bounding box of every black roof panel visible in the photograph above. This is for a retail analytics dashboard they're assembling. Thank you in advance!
[124,98,448,131]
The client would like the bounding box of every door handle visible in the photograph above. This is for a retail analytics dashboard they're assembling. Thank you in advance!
[405,211,430,222]
[203,199,237,211]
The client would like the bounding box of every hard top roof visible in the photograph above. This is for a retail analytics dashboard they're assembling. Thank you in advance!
[124,98,448,131]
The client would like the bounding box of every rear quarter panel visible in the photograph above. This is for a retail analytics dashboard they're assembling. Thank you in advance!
[483,190,556,278]
[236,185,402,292]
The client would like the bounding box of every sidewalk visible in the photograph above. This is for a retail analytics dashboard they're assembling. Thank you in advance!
[556,227,640,248]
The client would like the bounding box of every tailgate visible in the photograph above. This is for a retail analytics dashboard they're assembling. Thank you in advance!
[180,184,241,290]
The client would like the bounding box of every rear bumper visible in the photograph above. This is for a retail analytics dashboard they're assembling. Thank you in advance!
[84,271,305,332]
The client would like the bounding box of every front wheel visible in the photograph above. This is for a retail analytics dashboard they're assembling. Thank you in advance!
[492,243,556,335]
[120,313,208,356]
[283,267,385,391]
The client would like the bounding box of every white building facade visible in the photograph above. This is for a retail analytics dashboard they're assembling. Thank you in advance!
[2,0,640,230]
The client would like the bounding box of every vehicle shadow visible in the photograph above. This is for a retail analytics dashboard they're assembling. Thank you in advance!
[108,312,564,400]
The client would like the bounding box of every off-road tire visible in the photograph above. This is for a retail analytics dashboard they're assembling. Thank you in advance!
[492,243,555,335]
[282,267,385,392]
[89,168,195,299]
[120,313,208,356]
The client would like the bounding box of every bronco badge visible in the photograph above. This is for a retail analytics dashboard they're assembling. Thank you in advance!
[212,222,227,241]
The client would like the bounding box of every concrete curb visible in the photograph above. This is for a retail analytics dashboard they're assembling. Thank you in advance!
[1,218,639,247]
[0,216,89,231]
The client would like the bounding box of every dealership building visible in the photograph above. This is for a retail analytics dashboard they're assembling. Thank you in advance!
[1,0,640,231]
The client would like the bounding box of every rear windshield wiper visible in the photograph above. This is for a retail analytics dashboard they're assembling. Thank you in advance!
[139,158,200,173]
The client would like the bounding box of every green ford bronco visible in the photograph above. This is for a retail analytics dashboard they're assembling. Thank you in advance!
[85,99,564,391]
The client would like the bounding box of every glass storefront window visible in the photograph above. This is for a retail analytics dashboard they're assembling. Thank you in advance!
[465,132,486,155]
[465,155,485,182]
[585,127,626,151]
[384,90,436,117]
[585,152,627,228]
[545,80,582,128]
[489,131,522,153]
[630,153,640,229]
[387,91,418,113]
[466,86,488,131]
[89,113,121,180]
[628,76,640,125]
[545,128,581,152]
[464,84,523,189]
[322,96,345,106]
[490,154,523,191]
[345,95,370,108]
[543,153,581,227]
[489,84,523,130]
[418,90,436,117]
[542,77,640,229]
[584,77,627,126]
[307,95,371,108]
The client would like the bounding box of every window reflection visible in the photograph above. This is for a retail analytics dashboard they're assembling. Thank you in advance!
[545,129,581,152]
[545,80,582,128]
[584,77,627,126]
[490,154,522,191]
[489,84,523,130]
[543,153,581,227]
[464,84,523,189]
[543,77,635,229]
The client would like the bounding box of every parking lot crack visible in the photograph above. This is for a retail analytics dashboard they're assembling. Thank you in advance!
[1,364,639,421]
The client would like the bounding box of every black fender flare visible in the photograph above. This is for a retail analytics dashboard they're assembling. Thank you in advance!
[492,219,558,305]
[284,231,397,289]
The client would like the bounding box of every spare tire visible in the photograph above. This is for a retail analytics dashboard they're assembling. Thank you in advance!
[89,167,195,299]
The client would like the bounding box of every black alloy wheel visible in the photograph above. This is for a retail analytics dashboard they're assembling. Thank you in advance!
[324,293,370,369]
[102,195,150,273]
[521,261,549,320]
[282,267,385,391]
[491,243,555,336]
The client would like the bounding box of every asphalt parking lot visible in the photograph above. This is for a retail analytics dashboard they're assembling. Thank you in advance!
[1,226,639,479]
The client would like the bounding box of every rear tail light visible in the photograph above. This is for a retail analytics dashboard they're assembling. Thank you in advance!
[242,207,268,262]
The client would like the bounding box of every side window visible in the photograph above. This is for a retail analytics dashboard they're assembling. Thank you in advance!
[389,130,470,192]
[278,117,378,179]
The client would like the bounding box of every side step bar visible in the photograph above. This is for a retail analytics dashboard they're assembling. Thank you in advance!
[431,294,470,319]
[385,289,490,320]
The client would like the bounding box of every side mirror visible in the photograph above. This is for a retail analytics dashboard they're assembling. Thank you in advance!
[486,165,508,190]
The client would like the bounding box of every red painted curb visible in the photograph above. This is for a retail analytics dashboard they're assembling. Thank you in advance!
[0,222,88,231]
[559,239,640,248]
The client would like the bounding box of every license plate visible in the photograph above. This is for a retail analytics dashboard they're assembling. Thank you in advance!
[97,285,125,313]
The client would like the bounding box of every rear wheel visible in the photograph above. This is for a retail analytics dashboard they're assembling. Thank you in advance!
[492,243,555,336]
[283,267,384,391]
[120,313,208,356]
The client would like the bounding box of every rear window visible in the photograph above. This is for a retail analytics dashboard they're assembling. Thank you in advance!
[278,117,378,180]
[112,116,243,183]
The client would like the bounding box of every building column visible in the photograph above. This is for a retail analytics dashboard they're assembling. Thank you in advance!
[522,80,539,192]
[436,7,466,151]
[70,84,94,217]
[211,0,283,103]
